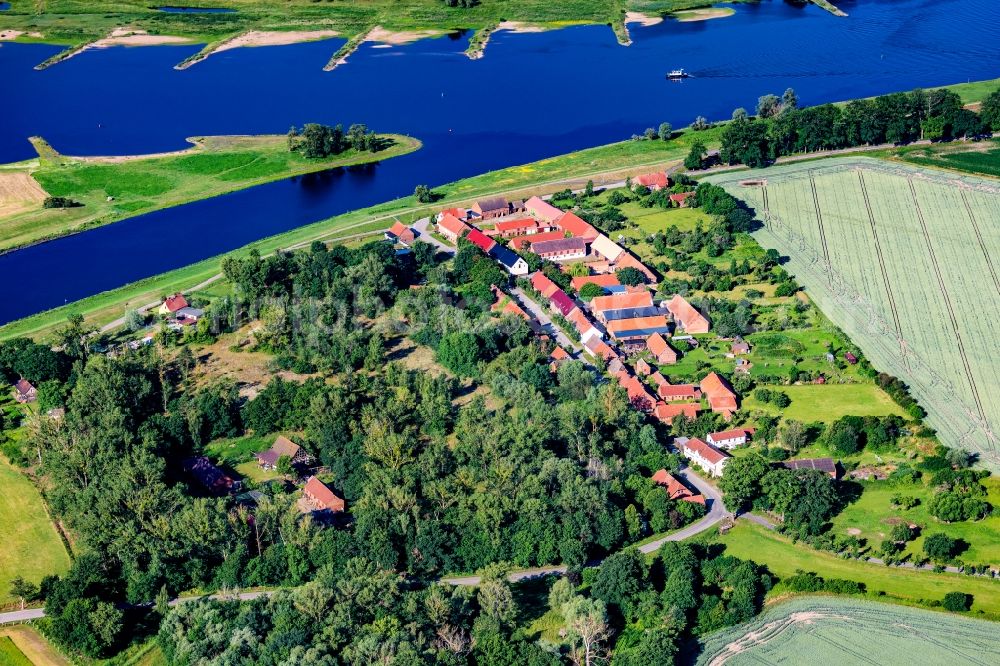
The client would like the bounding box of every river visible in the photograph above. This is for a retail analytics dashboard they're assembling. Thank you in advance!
[2,0,999,324]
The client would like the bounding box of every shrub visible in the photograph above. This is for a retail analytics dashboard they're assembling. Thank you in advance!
[942,591,971,612]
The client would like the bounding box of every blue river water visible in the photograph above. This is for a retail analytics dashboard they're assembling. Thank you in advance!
[1,0,999,323]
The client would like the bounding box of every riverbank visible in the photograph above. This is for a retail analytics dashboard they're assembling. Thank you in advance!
[0,133,421,254]
[0,128,717,341]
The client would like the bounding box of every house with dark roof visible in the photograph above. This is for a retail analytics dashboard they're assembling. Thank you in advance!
[549,289,577,318]
[472,197,510,220]
[511,230,567,251]
[255,435,311,470]
[183,456,240,495]
[532,237,587,261]
[783,458,839,479]
[13,378,36,404]
[489,245,530,276]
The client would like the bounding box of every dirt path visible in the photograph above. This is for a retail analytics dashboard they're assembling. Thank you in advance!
[0,625,70,666]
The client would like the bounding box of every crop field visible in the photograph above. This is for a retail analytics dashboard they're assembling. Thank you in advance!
[697,596,1000,665]
[709,158,1000,470]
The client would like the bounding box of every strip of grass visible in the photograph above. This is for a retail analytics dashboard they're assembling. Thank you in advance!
[0,128,718,342]
[0,455,72,605]
[0,637,32,666]
[717,521,1000,618]
[743,383,908,422]
[0,627,68,666]
[0,134,420,253]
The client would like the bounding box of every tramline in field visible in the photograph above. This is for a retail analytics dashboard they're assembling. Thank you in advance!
[709,157,1000,469]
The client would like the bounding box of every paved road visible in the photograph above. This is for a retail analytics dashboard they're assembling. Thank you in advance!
[411,217,455,255]
[511,287,581,353]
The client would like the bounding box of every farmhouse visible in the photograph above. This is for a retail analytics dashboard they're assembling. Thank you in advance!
[554,211,599,241]
[183,456,240,495]
[634,358,651,376]
[159,292,188,315]
[13,378,37,403]
[256,435,311,470]
[530,272,560,298]
[651,469,705,504]
[548,289,577,318]
[174,306,204,325]
[669,191,695,207]
[472,196,510,219]
[385,220,415,245]
[525,195,564,224]
[634,172,669,191]
[549,345,571,372]
[489,244,530,276]
[707,428,750,449]
[783,457,839,479]
[437,213,471,244]
[677,436,731,477]
[614,369,656,412]
[591,291,655,323]
[466,228,497,253]
[584,335,618,361]
[437,207,467,222]
[495,217,542,238]
[570,273,622,293]
[302,476,346,513]
[658,383,701,401]
[613,253,658,284]
[646,332,678,364]
[700,372,739,418]
[666,294,710,334]
[606,316,672,345]
[654,402,700,425]
[590,234,625,263]
[511,230,567,250]
[566,307,601,342]
[531,237,587,261]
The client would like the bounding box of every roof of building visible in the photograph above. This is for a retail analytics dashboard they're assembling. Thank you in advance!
[438,213,470,237]
[601,306,665,322]
[709,428,750,442]
[466,228,497,252]
[590,234,625,262]
[731,341,751,354]
[565,307,597,336]
[256,435,301,467]
[654,402,700,423]
[475,196,508,213]
[669,191,696,202]
[681,437,731,465]
[525,195,564,223]
[439,207,466,220]
[510,230,566,250]
[304,476,345,512]
[650,371,668,387]
[584,335,618,361]
[646,333,676,359]
[635,172,669,189]
[491,289,530,320]
[591,290,654,313]
[701,372,736,400]
[549,289,577,317]
[175,306,204,319]
[163,293,188,312]
[530,272,560,298]
[14,378,35,395]
[614,370,655,408]
[607,316,671,336]
[532,237,587,255]
[570,273,622,291]
[651,469,704,503]
[783,458,838,475]
[615,252,657,281]
[183,456,237,494]
[667,294,710,332]
[388,221,411,237]
[658,383,700,399]
[550,346,571,361]
[555,211,599,240]
[489,244,526,270]
[495,218,537,233]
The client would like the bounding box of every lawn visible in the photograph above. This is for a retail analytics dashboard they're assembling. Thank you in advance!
[0,456,71,605]
[896,141,1000,178]
[717,521,1000,618]
[0,638,31,666]
[743,384,907,422]
[830,477,1000,566]
[0,627,68,666]
[0,134,420,252]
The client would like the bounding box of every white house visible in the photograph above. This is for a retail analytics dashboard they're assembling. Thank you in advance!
[706,428,750,450]
[677,436,731,478]
[489,245,530,276]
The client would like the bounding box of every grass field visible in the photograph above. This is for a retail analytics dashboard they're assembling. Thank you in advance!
[697,596,1000,665]
[0,637,31,666]
[830,477,1000,565]
[717,521,1000,618]
[0,134,420,253]
[0,456,71,605]
[0,127,719,343]
[709,158,1000,470]
[895,140,1000,179]
[0,627,68,666]
[743,383,907,422]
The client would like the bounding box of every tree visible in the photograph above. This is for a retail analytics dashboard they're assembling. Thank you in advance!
[8,577,38,609]
[616,267,647,287]
[945,447,974,469]
[825,416,864,455]
[731,107,748,121]
[923,533,957,560]
[124,308,144,332]
[644,127,657,140]
[691,116,709,131]
[718,453,770,511]
[562,595,610,666]
[414,184,435,203]
[590,550,647,620]
[579,283,605,300]
[684,140,706,171]
[658,122,673,140]
[782,87,798,111]
[756,94,781,118]
[942,591,971,612]
[436,331,481,377]
[779,419,808,452]
[980,88,1000,131]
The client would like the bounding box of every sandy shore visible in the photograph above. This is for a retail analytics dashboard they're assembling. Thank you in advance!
[365,26,445,45]
[624,11,664,27]
[213,29,340,53]
[495,21,548,34]
[673,7,736,22]
[92,28,193,48]
[0,30,44,41]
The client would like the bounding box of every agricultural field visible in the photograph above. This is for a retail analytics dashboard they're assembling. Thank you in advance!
[895,140,1000,179]
[709,158,1000,470]
[697,596,1000,666]
[0,626,69,666]
[0,455,72,605]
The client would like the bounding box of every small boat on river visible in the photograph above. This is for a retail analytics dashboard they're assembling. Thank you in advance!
[666,69,690,80]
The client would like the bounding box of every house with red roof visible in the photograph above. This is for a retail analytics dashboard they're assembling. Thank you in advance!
[466,228,497,253]
[437,213,471,244]
[302,476,345,513]
[530,272,560,298]
[255,435,311,470]
[584,335,618,362]
[635,358,651,376]
[159,292,188,315]
[677,437,731,477]
[666,294,710,334]
[385,220,415,246]
[669,191,696,207]
[437,207,467,222]
[651,469,705,504]
[549,289,577,318]
[614,369,655,412]
[654,402,700,425]
[13,378,37,404]
[554,211,599,241]
[570,273,622,293]
[646,333,678,364]
[707,428,751,449]
[658,383,701,402]
[525,195,564,224]
[634,172,669,191]
[495,218,542,238]
[700,372,739,419]
[566,307,601,343]
[491,287,531,321]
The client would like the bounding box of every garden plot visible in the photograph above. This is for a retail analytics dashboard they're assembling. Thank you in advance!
[709,158,1000,469]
